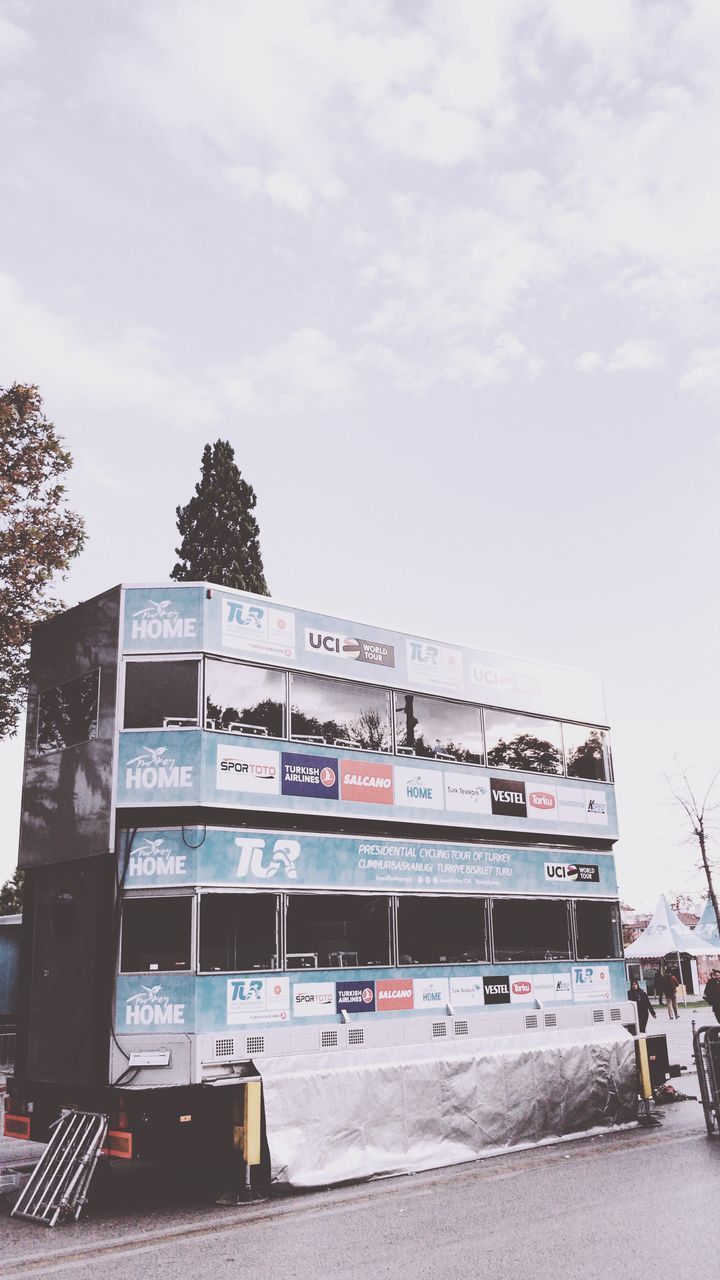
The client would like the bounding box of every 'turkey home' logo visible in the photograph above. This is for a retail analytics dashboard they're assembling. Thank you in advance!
[125,746,193,791]
[131,599,197,642]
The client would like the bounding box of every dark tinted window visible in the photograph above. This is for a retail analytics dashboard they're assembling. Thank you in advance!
[484,710,563,775]
[37,670,100,754]
[564,725,611,782]
[286,894,390,968]
[492,899,571,961]
[200,894,277,971]
[398,897,488,964]
[575,901,622,959]
[290,674,391,752]
[394,693,483,763]
[124,661,199,729]
[206,659,285,737]
[121,897,192,971]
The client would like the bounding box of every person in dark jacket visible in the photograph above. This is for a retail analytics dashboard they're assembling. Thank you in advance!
[703,970,720,1024]
[627,979,657,1033]
[662,970,680,1018]
[653,969,665,1006]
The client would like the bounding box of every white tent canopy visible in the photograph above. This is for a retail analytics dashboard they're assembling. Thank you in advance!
[625,895,719,959]
[694,897,720,950]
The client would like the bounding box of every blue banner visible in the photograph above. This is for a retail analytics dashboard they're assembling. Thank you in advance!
[122,586,205,653]
[116,729,618,841]
[121,826,618,896]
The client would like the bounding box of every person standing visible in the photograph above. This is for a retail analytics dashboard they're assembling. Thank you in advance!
[627,979,657,1033]
[703,969,720,1024]
[662,969,679,1019]
[653,969,665,1007]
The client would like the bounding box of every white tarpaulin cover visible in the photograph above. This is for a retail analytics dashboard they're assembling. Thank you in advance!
[625,895,717,958]
[694,898,720,950]
[259,1024,637,1187]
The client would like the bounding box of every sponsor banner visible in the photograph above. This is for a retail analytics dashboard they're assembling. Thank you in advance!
[571,964,611,1003]
[119,977,192,1031]
[470,662,541,704]
[340,760,394,805]
[544,862,600,884]
[376,980,414,1011]
[483,975,511,1005]
[217,745,280,794]
[490,778,527,819]
[117,732,200,804]
[121,827,618,896]
[449,976,485,1007]
[336,981,376,1013]
[305,629,395,669]
[534,972,573,1003]
[226,976,290,1025]
[406,639,463,693]
[292,982,336,1017]
[394,766,442,810]
[123,586,204,653]
[527,785,558,821]
[413,977,450,1009]
[555,785,587,825]
[221,595,295,659]
[282,752,338,800]
[585,790,608,825]
[444,774,491,814]
[509,977,535,1004]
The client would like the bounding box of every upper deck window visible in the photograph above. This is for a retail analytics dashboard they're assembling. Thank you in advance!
[124,661,199,729]
[394,692,483,764]
[120,897,192,972]
[492,898,572,961]
[564,724,612,782]
[575,901,622,959]
[200,893,278,971]
[37,669,100,754]
[290,673,391,752]
[484,710,564,775]
[205,659,285,738]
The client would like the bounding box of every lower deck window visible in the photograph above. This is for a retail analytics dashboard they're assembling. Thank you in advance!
[492,899,572,962]
[121,898,192,971]
[398,896,488,964]
[575,901,622,959]
[200,894,278,971]
[286,894,390,968]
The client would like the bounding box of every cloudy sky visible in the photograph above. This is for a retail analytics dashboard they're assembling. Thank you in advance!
[2,0,719,907]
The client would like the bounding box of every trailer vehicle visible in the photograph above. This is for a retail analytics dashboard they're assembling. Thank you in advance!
[5,583,635,1192]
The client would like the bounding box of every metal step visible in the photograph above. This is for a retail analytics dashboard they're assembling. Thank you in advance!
[12,1111,108,1226]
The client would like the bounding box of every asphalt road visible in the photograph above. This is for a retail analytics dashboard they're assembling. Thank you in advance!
[0,1013,716,1280]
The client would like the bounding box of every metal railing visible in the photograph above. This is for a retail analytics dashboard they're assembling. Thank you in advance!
[0,1028,15,1071]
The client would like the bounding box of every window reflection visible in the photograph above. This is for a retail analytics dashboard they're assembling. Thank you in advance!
[564,724,611,782]
[492,899,571,961]
[575,901,622,959]
[38,669,100,754]
[394,693,483,763]
[206,659,285,738]
[286,894,390,967]
[121,898,192,971]
[484,710,563,774]
[398,896,487,964]
[290,674,391,751]
[124,661,199,730]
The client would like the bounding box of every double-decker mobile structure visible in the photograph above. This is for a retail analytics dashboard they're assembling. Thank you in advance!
[5,583,634,1184]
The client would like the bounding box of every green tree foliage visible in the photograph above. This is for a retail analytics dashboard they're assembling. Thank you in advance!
[566,730,606,780]
[487,732,562,774]
[0,869,24,915]
[0,385,86,738]
[171,440,269,594]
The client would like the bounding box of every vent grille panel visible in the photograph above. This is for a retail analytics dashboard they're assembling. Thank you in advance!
[610,1007,622,1022]
[525,1014,539,1030]
[432,1022,447,1038]
[214,1038,235,1058]
[246,1036,265,1055]
[592,1009,605,1024]
[321,1030,339,1048]
[544,1013,557,1028]
[454,1020,469,1036]
[348,1028,364,1046]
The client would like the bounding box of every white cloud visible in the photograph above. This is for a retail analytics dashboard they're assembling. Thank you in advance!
[575,351,603,372]
[212,327,355,414]
[679,348,720,401]
[607,340,664,372]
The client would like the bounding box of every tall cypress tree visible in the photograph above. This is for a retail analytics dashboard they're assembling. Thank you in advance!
[171,440,269,594]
